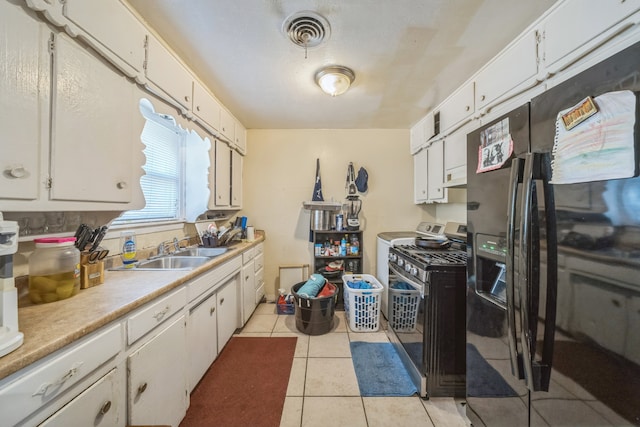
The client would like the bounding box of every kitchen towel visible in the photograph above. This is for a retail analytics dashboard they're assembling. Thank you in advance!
[296,273,326,298]
[350,342,417,396]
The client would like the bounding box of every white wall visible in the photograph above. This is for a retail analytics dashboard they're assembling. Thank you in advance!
[242,129,436,300]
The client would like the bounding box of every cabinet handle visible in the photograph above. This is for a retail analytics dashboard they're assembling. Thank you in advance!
[6,166,28,179]
[196,105,201,111]
[480,95,486,101]
[32,362,84,397]
[220,298,225,305]
[99,400,112,415]
[210,306,216,316]
[465,105,470,111]
[116,181,127,190]
[138,382,148,395]
[153,305,171,322]
[245,275,250,281]
[184,95,190,103]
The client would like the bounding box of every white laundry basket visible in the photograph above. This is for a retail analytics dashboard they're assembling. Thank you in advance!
[342,274,383,332]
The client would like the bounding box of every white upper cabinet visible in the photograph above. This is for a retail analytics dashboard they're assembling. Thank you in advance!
[437,81,475,135]
[210,140,231,208]
[219,108,235,143]
[443,131,467,187]
[231,150,242,208]
[410,115,428,155]
[475,29,539,114]
[234,120,247,154]
[540,0,640,76]
[426,139,447,203]
[414,148,429,203]
[62,0,146,74]
[193,79,222,132]
[0,2,44,201]
[145,35,193,111]
[50,33,135,203]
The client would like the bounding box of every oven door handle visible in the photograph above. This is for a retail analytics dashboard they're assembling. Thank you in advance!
[389,264,425,297]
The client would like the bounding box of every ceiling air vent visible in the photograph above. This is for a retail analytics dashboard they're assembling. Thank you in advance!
[282,11,331,52]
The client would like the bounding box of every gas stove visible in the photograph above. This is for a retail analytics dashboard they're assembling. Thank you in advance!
[388,222,467,284]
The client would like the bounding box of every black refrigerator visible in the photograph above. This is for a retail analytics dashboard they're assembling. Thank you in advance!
[466,41,640,426]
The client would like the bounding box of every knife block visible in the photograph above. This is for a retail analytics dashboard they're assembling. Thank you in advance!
[80,253,105,289]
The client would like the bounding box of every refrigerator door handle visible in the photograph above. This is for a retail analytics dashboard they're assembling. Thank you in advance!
[518,153,535,390]
[507,156,525,380]
[519,152,557,392]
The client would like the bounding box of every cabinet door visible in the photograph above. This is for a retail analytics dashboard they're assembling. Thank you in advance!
[437,81,474,134]
[234,120,247,154]
[475,30,539,112]
[211,140,231,207]
[193,79,221,131]
[409,116,427,155]
[242,262,256,324]
[40,368,124,427]
[145,35,193,110]
[128,315,187,427]
[443,131,467,187]
[188,291,218,392]
[217,275,239,350]
[541,0,640,75]
[427,140,447,202]
[231,150,242,208]
[413,148,429,203]
[219,108,235,142]
[63,0,146,72]
[0,2,44,200]
[51,33,134,203]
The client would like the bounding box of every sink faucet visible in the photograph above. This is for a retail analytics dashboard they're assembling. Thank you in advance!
[173,237,180,252]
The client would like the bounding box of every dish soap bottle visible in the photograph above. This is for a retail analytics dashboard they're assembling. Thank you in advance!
[120,231,137,268]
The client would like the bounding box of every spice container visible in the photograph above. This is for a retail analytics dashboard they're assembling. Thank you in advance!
[28,237,80,304]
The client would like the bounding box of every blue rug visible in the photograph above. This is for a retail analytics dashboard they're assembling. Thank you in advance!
[350,342,418,396]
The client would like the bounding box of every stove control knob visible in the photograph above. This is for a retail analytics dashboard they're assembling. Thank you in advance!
[405,263,412,273]
[388,253,396,262]
[397,258,404,267]
[410,266,418,276]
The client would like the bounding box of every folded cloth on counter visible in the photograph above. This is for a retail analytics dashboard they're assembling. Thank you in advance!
[297,274,326,298]
[347,280,372,290]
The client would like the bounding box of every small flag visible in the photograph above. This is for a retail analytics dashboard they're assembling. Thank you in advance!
[312,158,324,201]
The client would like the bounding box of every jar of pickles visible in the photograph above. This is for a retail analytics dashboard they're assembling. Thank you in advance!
[29,237,80,304]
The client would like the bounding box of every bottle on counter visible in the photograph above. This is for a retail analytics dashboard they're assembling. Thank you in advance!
[340,235,347,256]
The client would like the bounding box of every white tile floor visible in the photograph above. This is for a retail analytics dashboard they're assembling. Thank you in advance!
[235,303,470,427]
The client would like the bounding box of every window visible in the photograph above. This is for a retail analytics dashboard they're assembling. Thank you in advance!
[114,99,185,224]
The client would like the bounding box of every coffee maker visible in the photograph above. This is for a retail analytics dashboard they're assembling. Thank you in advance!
[0,213,23,357]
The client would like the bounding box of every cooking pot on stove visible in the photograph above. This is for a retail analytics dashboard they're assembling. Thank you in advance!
[415,236,451,249]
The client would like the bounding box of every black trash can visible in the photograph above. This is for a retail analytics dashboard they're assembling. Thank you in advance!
[292,281,337,335]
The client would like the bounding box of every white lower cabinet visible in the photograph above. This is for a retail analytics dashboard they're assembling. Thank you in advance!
[187,290,218,393]
[127,314,188,427]
[39,367,125,427]
[242,258,256,324]
[217,275,239,351]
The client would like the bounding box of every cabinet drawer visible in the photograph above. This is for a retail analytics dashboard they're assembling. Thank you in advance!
[254,253,264,273]
[39,367,123,426]
[255,282,265,304]
[242,247,256,264]
[188,256,242,303]
[0,324,121,427]
[127,287,186,345]
[254,243,264,257]
[255,268,264,290]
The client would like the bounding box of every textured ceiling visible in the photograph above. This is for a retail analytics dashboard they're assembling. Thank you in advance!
[125,0,556,129]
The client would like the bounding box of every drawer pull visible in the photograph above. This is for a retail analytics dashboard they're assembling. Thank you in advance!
[100,400,112,415]
[153,306,171,322]
[210,306,216,316]
[138,382,148,394]
[32,362,84,397]
[219,298,225,305]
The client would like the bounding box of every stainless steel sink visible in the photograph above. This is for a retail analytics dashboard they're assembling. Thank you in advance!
[112,256,211,271]
[174,247,228,257]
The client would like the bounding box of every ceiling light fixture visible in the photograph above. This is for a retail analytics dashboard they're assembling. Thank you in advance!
[315,66,355,97]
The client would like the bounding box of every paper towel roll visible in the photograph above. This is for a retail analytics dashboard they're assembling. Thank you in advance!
[246,226,255,241]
